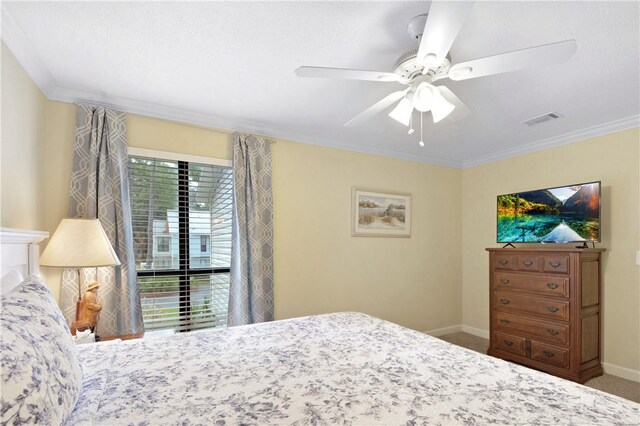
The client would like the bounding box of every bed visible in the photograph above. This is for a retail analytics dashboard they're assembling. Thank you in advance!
[1,229,639,425]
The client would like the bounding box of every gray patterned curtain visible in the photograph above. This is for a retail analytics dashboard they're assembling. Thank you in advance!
[60,104,143,336]
[228,133,274,326]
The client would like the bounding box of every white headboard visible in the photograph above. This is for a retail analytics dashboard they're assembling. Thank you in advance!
[0,228,49,278]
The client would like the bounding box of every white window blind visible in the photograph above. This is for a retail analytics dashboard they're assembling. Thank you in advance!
[128,154,232,332]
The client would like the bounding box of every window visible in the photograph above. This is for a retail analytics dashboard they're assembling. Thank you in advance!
[129,153,232,332]
[156,236,171,253]
[200,235,209,253]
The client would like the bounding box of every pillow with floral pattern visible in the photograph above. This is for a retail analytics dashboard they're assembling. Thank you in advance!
[1,275,83,425]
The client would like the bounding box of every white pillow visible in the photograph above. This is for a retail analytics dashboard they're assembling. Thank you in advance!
[1,275,83,425]
[0,268,24,295]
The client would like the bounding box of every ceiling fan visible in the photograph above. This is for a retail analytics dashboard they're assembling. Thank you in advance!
[295,1,577,135]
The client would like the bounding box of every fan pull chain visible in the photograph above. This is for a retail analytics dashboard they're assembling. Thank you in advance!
[419,112,425,147]
[408,113,415,135]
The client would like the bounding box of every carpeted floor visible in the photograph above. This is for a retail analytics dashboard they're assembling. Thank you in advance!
[438,332,640,404]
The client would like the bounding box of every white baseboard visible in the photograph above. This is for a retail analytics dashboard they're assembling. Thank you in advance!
[425,324,490,339]
[462,325,490,340]
[603,362,640,383]
[424,324,463,337]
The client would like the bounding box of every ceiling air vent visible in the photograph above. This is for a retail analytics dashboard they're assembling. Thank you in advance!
[522,112,563,127]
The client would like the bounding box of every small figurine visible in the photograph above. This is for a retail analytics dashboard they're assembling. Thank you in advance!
[72,281,103,334]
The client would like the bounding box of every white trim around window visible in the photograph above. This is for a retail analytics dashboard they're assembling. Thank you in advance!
[127,147,232,167]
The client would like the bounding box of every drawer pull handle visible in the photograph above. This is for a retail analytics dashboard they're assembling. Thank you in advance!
[546,283,559,290]
[500,299,510,305]
[500,279,510,285]
[499,259,509,265]
[522,260,534,266]
[500,319,511,325]
[503,340,514,347]
[543,350,555,358]
[549,261,562,268]
[547,306,559,313]
[547,329,559,336]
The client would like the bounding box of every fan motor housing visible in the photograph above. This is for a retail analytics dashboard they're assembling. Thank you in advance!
[393,48,451,82]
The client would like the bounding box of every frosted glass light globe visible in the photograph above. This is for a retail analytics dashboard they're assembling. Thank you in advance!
[413,83,434,112]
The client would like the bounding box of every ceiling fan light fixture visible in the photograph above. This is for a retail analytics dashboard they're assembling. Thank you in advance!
[430,87,456,123]
[388,96,414,126]
[413,82,434,112]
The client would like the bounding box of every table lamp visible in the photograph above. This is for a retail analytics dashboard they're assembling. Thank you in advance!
[40,218,120,335]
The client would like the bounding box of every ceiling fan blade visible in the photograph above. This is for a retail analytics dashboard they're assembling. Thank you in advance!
[344,89,409,127]
[448,39,577,81]
[417,1,474,70]
[295,66,400,82]
[437,86,471,122]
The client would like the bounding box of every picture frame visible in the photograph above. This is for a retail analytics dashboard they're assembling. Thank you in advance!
[352,188,411,238]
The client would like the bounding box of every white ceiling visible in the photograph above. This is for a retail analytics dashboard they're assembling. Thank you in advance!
[3,1,639,168]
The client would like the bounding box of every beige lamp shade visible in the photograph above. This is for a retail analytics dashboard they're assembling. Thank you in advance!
[40,218,121,268]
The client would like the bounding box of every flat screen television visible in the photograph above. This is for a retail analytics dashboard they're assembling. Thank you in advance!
[497,181,601,244]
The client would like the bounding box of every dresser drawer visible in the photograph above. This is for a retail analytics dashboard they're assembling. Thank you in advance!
[494,254,515,270]
[494,332,526,356]
[494,291,569,321]
[531,341,569,368]
[494,273,569,298]
[542,255,570,274]
[515,254,540,272]
[495,312,569,345]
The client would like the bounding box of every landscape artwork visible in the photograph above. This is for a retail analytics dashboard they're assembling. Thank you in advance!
[497,182,600,243]
[352,188,411,237]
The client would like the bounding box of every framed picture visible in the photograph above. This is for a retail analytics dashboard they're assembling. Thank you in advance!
[352,188,411,237]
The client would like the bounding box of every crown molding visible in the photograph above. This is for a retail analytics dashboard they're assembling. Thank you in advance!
[462,115,640,169]
[2,4,637,171]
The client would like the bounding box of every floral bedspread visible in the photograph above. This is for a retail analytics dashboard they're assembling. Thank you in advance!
[66,312,639,425]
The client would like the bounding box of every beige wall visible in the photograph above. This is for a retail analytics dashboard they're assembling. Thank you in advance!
[462,128,640,372]
[28,101,464,332]
[272,140,462,331]
[1,43,47,230]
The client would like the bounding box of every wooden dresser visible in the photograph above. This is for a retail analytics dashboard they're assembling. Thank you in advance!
[486,247,605,383]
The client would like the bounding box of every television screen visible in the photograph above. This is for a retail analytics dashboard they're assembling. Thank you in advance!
[497,181,600,243]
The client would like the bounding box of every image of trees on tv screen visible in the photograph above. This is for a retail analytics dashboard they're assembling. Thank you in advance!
[497,182,600,243]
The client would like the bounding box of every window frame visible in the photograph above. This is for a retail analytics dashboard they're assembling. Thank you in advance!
[128,148,232,332]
